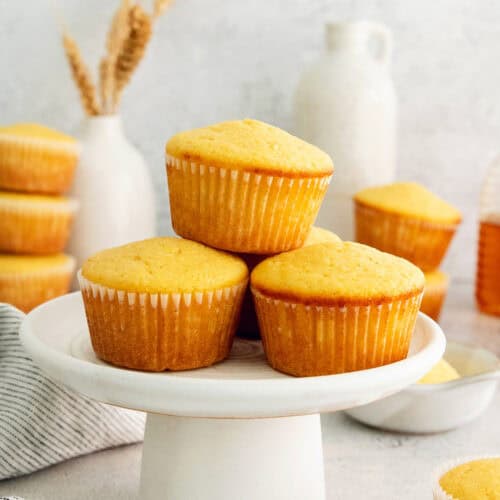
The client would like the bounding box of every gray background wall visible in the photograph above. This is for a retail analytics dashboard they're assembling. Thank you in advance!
[2,0,499,282]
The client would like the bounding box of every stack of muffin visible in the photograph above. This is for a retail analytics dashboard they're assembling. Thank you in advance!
[79,119,426,377]
[353,182,462,321]
[0,124,80,312]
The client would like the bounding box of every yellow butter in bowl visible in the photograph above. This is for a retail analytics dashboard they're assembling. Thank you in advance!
[418,358,460,384]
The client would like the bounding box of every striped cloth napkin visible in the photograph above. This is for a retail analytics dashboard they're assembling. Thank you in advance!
[0,303,145,481]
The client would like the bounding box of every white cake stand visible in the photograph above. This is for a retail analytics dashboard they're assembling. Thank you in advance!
[20,292,445,500]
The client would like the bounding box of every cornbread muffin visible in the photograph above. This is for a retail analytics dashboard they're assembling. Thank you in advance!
[166,119,333,253]
[0,254,75,312]
[418,358,460,384]
[0,191,77,254]
[251,241,424,376]
[433,457,500,499]
[421,270,449,321]
[79,237,248,371]
[354,182,462,271]
[238,226,341,338]
[0,123,80,194]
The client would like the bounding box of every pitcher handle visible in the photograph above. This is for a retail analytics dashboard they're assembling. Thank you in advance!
[369,23,392,67]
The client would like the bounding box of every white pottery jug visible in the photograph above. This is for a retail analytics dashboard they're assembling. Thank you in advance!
[294,21,397,240]
[68,115,156,287]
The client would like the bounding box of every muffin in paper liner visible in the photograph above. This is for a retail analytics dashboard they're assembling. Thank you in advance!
[432,455,500,499]
[421,271,449,321]
[0,124,80,194]
[167,155,331,254]
[237,227,342,339]
[0,192,78,254]
[355,201,459,271]
[0,254,75,312]
[79,272,248,372]
[252,289,422,377]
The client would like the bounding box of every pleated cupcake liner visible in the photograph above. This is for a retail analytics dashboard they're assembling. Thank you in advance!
[0,197,78,254]
[166,155,332,254]
[354,202,459,271]
[78,271,248,372]
[252,288,422,377]
[0,134,80,194]
[421,275,449,321]
[0,257,75,313]
[432,455,499,499]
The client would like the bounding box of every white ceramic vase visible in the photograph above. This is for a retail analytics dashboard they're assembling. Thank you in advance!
[68,115,156,287]
[294,21,397,240]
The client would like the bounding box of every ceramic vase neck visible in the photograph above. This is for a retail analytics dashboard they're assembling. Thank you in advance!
[83,114,124,141]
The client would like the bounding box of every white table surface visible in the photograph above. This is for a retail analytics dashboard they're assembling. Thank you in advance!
[1,281,499,500]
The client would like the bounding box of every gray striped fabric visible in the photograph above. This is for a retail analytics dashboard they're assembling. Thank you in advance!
[0,303,145,480]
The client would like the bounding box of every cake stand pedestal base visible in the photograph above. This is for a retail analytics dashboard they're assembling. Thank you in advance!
[139,413,325,500]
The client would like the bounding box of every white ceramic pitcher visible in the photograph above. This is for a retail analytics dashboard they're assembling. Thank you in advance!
[294,21,397,240]
[68,115,156,288]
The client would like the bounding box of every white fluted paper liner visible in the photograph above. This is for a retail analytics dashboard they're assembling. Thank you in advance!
[166,155,332,254]
[78,271,248,371]
[252,288,422,376]
[0,196,79,214]
[432,455,500,499]
[0,132,81,154]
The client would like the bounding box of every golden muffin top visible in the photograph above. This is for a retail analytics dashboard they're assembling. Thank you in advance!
[251,241,424,305]
[303,226,341,246]
[166,119,334,176]
[424,270,449,287]
[81,237,249,293]
[418,358,460,384]
[439,458,500,500]
[0,254,74,274]
[0,123,77,143]
[354,182,462,224]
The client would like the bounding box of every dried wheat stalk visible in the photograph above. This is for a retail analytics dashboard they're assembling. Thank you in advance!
[60,0,172,115]
[153,0,174,19]
[99,0,131,112]
[112,4,153,110]
[62,32,100,116]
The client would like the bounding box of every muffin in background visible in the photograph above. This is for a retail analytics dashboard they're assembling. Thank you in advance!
[354,182,461,271]
[433,457,500,499]
[418,358,460,384]
[79,237,248,372]
[237,226,341,338]
[166,119,333,254]
[0,123,80,194]
[0,254,75,312]
[421,270,449,321]
[251,241,424,377]
[0,191,78,254]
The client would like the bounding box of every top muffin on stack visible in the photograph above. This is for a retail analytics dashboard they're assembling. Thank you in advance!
[0,123,80,312]
[166,119,334,254]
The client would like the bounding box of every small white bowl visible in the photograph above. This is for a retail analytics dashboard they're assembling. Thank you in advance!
[345,341,500,433]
